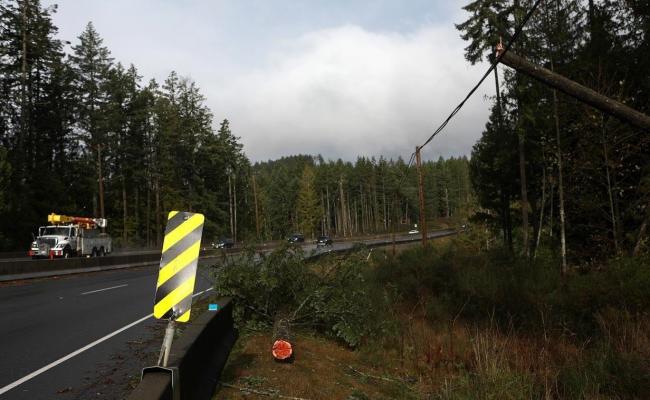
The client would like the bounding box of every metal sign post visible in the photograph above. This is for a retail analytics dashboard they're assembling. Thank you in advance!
[157,319,177,367]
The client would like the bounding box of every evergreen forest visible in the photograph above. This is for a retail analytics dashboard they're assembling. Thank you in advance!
[0,0,472,250]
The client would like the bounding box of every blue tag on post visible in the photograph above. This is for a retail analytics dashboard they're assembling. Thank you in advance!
[208,304,219,311]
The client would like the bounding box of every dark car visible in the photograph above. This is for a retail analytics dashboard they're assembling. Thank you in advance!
[287,233,305,243]
[316,235,333,247]
[212,238,234,249]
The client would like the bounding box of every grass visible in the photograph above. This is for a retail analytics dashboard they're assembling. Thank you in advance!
[211,235,650,399]
[216,331,418,400]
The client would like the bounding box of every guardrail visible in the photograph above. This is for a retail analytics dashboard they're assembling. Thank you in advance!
[127,298,238,400]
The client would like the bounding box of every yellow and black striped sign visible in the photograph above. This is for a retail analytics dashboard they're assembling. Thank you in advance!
[153,211,204,322]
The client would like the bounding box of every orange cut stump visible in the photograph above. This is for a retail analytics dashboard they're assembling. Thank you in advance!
[272,339,293,360]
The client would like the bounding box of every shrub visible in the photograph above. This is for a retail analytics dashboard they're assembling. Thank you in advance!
[212,244,396,347]
[374,240,650,338]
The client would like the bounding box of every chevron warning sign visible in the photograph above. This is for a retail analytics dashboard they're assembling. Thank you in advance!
[153,211,204,322]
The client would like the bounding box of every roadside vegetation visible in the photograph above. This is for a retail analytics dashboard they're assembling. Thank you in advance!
[212,236,649,399]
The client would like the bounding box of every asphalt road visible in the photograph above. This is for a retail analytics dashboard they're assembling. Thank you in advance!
[0,230,454,399]
[0,265,215,399]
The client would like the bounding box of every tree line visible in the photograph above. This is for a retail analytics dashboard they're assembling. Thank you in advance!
[252,155,472,240]
[0,0,472,250]
[458,0,649,264]
[0,0,248,249]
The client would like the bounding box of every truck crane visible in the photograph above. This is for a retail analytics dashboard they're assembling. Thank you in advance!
[29,213,112,259]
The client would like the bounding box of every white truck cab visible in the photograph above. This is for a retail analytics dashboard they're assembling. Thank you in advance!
[29,214,112,259]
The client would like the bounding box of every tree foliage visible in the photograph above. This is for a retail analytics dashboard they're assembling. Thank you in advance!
[0,1,250,248]
[214,245,394,347]
[0,0,473,249]
[459,0,650,260]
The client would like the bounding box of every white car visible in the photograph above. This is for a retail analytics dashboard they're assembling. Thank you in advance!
[408,229,419,235]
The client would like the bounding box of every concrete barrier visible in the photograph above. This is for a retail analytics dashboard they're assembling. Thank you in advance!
[0,230,459,282]
[0,253,161,281]
[127,298,238,400]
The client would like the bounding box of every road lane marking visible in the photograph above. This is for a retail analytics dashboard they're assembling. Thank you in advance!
[80,284,128,296]
[0,287,213,396]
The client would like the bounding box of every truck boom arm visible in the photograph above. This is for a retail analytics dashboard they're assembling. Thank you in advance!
[48,213,107,228]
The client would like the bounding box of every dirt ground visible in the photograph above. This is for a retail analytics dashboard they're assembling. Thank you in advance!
[214,332,419,400]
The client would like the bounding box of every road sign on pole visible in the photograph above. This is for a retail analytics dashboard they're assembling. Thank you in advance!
[153,211,204,323]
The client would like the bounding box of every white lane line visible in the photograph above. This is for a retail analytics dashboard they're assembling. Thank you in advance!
[0,313,152,396]
[81,284,128,296]
[0,286,214,396]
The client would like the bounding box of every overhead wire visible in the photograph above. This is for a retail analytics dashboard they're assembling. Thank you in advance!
[418,0,543,149]
[388,0,543,232]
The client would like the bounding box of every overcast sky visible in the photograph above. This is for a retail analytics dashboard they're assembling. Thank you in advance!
[44,0,494,162]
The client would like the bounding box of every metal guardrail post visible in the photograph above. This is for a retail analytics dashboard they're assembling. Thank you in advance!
[127,298,237,400]
[139,366,180,400]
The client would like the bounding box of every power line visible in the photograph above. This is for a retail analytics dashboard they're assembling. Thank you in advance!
[389,0,543,233]
[418,0,543,149]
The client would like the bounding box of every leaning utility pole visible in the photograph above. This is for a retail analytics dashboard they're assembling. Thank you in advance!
[415,147,427,247]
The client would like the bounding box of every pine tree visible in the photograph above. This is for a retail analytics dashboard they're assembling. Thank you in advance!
[69,21,113,218]
[296,165,320,238]
[0,0,74,247]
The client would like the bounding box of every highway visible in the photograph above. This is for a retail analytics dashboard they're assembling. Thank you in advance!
[0,266,215,399]
[0,230,454,399]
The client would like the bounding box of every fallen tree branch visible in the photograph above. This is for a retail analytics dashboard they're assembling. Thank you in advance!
[346,365,404,384]
[220,382,312,400]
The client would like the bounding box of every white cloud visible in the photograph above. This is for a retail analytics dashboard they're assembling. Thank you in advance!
[209,24,494,162]
[45,0,493,162]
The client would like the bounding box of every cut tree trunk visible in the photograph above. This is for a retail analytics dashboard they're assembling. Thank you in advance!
[272,313,293,362]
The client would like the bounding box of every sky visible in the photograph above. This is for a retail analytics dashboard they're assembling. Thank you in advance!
[43,0,495,162]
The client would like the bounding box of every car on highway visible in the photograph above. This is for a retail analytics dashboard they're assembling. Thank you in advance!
[408,229,419,235]
[316,235,333,247]
[287,233,305,243]
[212,238,234,249]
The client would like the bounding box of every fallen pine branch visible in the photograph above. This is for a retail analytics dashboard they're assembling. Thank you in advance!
[220,382,312,400]
[346,365,409,385]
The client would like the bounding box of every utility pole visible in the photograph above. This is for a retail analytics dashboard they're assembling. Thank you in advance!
[252,174,260,240]
[415,147,427,248]
[97,144,105,230]
[228,174,234,240]
[233,175,238,243]
[339,177,347,237]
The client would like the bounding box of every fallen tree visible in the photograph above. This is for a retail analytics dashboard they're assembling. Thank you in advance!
[496,48,650,132]
[212,244,396,353]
